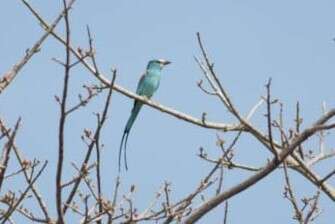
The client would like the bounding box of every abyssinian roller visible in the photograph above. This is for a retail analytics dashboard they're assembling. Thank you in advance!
[119,59,171,171]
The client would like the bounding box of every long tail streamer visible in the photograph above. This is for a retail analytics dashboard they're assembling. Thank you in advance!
[118,101,142,172]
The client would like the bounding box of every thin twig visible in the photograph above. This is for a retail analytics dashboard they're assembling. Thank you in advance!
[319,168,335,184]
[66,85,101,115]
[295,102,304,159]
[63,72,116,215]
[246,98,264,121]
[265,78,277,156]
[0,161,48,224]
[283,162,303,223]
[0,118,21,190]
[86,26,100,75]
[95,83,114,223]
[223,201,228,224]
[304,191,321,224]
[109,175,121,223]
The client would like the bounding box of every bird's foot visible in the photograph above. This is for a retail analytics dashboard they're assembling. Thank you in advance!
[143,96,150,101]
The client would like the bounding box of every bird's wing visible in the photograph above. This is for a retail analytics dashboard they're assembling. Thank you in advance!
[131,72,146,110]
[136,72,146,95]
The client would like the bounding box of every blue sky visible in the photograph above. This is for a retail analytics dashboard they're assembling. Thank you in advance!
[1,0,335,223]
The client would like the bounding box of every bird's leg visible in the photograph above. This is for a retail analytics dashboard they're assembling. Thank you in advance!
[142,95,150,101]
[143,95,157,105]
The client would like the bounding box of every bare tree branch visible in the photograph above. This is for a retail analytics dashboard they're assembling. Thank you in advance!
[0,161,48,224]
[0,119,51,221]
[55,0,72,222]
[0,118,21,190]
[183,108,335,223]
[0,0,77,94]
[63,72,116,215]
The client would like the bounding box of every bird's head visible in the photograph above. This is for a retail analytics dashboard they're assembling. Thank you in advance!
[147,59,171,71]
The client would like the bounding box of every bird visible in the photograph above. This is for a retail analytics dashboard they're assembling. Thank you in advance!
[119,59,171,171]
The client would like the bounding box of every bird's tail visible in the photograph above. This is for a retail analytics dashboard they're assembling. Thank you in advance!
[125,102,142,133]
[118,102,143,172]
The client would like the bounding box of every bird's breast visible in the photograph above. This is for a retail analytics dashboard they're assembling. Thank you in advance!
[141,75,160,97]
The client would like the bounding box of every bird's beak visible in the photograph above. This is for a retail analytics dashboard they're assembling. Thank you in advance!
[160,60,171,66]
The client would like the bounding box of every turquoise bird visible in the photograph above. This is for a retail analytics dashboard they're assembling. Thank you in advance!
[119,59,171,171]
